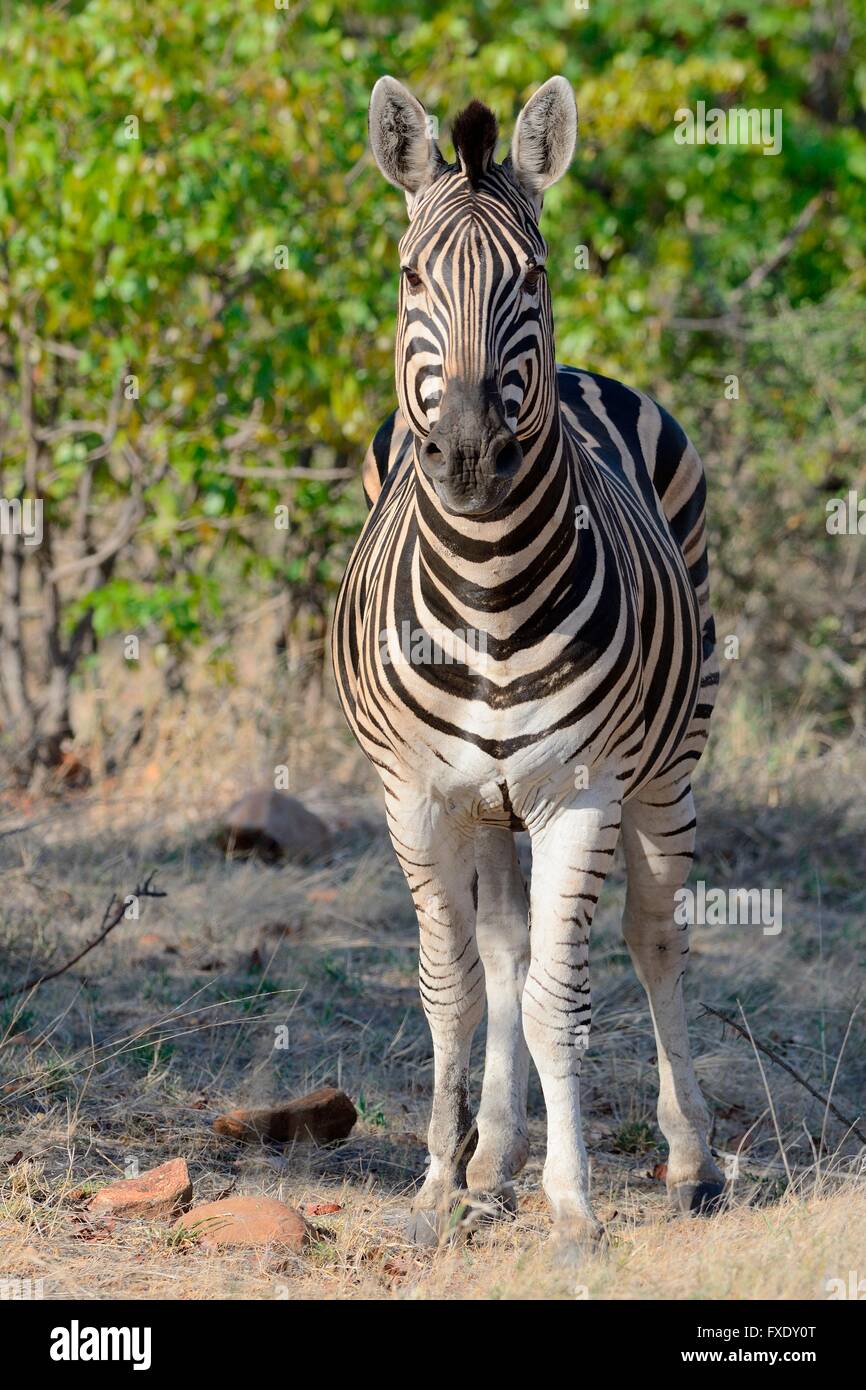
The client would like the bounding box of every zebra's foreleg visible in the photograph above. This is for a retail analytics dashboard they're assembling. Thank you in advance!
[464,826,530,1213]
[621,784,725,1214]
[522,789,622,1252]
[388,804,485,1245]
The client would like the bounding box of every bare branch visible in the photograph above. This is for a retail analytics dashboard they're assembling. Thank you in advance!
[727,192,827,306]
[0,524,35,737]
[34,421,106,443]
[48,495,143,583]
[652,192,829,333]
[701,1001,866,1146]
[221,463,355,482]
[0,872,167,1004]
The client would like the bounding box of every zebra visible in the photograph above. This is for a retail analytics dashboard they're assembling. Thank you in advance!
[332,75,725,1251]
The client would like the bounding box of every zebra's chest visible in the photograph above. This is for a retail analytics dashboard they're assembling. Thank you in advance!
[348,564,646,824]
[336,461,700,821]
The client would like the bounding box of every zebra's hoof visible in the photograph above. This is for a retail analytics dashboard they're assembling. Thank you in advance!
[460,1188,518,1231]
[668,1179,726,1216]
[549,1216,604,1266]
[406,1189,515,1246]
[405,1206,443,1247]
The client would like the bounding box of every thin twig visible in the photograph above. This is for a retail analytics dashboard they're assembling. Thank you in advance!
[653,191,828,332]
[1,987,301,1101]
[0,871,166,1004]
[735,1000,792,1187]
[220,463,355,482]
[727,192,827,306]
[702,1001,866,1146]
[819,992,862,1164]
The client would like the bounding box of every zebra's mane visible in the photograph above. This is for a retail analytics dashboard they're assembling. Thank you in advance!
[451,101,498,187]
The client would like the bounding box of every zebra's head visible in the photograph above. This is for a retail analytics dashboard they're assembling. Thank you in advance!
[369,76,576,517]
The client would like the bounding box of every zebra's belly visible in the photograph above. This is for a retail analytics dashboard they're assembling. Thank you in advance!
[351,665,650,833]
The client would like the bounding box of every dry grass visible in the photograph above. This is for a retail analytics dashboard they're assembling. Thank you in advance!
[1,659,864,1301]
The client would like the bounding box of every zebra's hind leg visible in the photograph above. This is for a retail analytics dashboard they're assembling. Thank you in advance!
[463,826,530,1221]
[621,782,725,1215]
[387,801,485,1246]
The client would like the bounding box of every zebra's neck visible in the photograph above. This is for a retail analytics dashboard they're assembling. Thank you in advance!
[411,404,583,647]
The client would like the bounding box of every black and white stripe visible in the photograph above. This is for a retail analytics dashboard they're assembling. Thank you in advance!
[334,78,724,1244]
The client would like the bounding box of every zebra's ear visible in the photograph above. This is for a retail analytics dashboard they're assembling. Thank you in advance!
[368,77,442,205]
[509,76,577,207]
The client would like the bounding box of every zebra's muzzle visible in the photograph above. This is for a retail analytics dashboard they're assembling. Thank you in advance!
[417,379,523,517]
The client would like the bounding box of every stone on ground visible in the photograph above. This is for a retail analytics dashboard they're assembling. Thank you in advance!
[86,1158,192,1219]
[218,788,330,862]
[173,1195,309,1253]
[213,1086,356,1145]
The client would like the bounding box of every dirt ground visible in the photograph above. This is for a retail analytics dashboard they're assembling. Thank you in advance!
[1,681,864,1300]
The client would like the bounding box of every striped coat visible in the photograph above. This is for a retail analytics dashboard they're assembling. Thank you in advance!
[332,76,724,1249]
[337,367,717,803]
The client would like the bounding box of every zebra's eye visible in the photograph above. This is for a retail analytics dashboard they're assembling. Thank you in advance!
[522,263,545,292]
[402,267,423,292]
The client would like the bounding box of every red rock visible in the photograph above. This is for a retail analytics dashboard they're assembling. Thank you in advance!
[173,1195,308,1252]
[54,753,92,789]
[72,1212,115,1241]
[213,1087,356,1145]
[261,920,297,938]
[650,1161,668,1182]
[305,1201,343,1216]
[136,932,178,955]
[727,1131,756,1153]
[218,790,330,862]
[86,1158,192,1219]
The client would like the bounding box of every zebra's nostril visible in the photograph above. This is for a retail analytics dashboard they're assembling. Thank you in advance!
[420,435,451,479]
[493,437,522,478]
